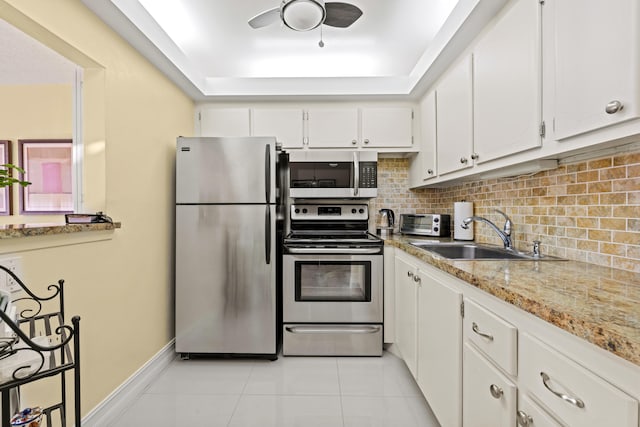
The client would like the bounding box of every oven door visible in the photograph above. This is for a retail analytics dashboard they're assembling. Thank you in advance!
[283,253,383,323]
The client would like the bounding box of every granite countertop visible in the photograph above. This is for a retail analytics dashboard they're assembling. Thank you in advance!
[0,222,121,239]
[382,233,640,366]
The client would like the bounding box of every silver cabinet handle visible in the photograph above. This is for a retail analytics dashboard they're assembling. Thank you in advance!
[471,153,479,160]
[489,384,503,399]
[460,157,468,164]
[472,322,494,341]
[364,139,370,145]
[516,411,533,427]
[540,372,585,408]
[605,100,623,114]
[407,271,414,278]
[427,169,434,175]
[351,139,357,145]
[413,275,421,284]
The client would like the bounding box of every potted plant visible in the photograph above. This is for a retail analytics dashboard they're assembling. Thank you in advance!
[0,164,30,188]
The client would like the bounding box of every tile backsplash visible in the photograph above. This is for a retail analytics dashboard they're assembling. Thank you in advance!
[372,152,640,273]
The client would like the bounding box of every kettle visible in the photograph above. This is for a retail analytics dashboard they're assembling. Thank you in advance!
[378,209,395,229]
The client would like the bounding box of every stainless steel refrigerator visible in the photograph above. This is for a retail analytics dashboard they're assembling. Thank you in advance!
[175,136,282,359]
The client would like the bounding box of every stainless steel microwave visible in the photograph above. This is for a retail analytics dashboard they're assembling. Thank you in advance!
[288,151,377,199]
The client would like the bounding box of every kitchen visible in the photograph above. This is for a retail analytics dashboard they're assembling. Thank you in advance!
[0,0,639,426]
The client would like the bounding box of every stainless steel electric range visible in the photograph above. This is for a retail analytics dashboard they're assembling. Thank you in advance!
[282,203,383,356]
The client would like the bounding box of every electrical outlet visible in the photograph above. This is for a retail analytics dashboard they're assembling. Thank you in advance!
[0,256,23,294]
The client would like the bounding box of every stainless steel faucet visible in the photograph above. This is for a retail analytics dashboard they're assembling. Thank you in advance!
[462,209,514,250]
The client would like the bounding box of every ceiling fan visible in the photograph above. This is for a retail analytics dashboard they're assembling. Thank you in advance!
[248,0,363,32]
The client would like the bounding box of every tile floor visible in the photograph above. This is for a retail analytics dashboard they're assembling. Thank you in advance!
[112,351,440,426]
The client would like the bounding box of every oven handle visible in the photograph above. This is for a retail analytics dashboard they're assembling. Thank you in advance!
[285,247,381,255]
[285,325,382,334]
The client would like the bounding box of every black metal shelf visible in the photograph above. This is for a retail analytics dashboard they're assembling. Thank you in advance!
[0,266,80,427]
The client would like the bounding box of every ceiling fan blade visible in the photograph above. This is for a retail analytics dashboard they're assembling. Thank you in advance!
[323,2,363,28]
[248,7,280,29]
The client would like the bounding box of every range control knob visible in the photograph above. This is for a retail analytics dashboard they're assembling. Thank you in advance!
[352,208,357,214]
[433,227,439,233]
[294,208,300,214]
[302,208,308,214]
[433,218,439,223]
[359,208,365,214]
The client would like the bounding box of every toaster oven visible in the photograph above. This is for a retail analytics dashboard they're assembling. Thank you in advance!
[399,214,451,237]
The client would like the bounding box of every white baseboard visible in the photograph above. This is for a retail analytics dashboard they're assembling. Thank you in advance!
[82,339,176,427]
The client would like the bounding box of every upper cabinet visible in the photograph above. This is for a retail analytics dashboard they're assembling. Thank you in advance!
[548,0,640,141]
[409,90,437,187]
[473,0,542,163]
[252,108,305,149]
[436,55,474,176]
[305,108,359,148]
[361,107,413,148]
[199,108,251,137]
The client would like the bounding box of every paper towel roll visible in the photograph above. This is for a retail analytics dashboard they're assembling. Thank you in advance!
[454,202,474,240]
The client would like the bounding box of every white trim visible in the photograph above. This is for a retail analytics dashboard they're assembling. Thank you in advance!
[82,339,176,427]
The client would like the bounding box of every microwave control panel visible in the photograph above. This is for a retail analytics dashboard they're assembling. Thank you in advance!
[360,162,377,188]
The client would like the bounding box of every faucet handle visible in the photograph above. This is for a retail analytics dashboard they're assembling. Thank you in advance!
[494,209,512,236]
[532,240,541,257]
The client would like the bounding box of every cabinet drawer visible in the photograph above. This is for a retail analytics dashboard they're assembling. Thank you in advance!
[520,333,639,427]
[463,342,517,427]
[518,393,562,427]
[464,298,517,375]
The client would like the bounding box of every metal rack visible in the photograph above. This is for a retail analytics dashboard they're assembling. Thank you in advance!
[0,266,80,427]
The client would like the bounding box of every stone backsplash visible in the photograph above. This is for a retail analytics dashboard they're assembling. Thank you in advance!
[371,152,640,273]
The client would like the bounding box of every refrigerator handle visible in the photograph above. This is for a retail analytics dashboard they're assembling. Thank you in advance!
[265,206,271,264]
[265,144,271,203]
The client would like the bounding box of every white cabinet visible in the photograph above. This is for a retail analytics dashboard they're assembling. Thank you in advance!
[199,108,251,136]
[520,333,639,427]
[473,0,542,163]
[463,342,517,427]
[416,267,463,427]
[436,55,474,175]
[383,245,396,343]
[547,0,640,141]
[252,108,304,149]
[517,393,563,427]
[412,91,437,184]
[394,255,418,377]
[361,107,413,148]
[306,108,359,148]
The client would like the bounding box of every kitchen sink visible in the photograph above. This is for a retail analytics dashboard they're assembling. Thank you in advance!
[409,242,566,261]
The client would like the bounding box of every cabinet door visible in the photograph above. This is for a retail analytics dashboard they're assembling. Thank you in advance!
[361,107,413,148]
[252,108,304,149]
[463,342,517,427]
[437,55,474,175]
[383,246,396,343]
[517,393,563,427]
[473,0,542,163]
[418,91,437,181]
[416,269,463,427]
[394,256,418,377]
[551,0,640,140]
[199,108,251,137]
[306,108,359,148]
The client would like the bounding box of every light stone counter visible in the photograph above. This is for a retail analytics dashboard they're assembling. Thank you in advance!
[0,222,121,239]
[383,234,640,366]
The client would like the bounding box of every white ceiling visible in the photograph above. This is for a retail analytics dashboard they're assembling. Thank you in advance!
[9,0,507,100]
[0,19,77,85]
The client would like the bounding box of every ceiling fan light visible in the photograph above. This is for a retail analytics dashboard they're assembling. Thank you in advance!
[282,0,326,31]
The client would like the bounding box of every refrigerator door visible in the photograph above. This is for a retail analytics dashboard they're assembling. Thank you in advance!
[176,204,277,355]
[176,136,277,204]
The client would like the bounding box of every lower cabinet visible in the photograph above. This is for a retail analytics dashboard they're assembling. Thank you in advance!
[416,267,463,427]
[394,255,418,377]
[390,248,640,427]
[463,342,517,427]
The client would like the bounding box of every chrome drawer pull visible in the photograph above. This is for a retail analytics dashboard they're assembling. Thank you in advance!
[516,410,533,426]
[540,372,585,409]
[286,325,381,334]
[489,384,503,399]
[471,322,494,341]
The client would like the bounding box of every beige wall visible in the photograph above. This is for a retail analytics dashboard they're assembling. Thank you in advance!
[372,148,640,273]
[0,0,194,419]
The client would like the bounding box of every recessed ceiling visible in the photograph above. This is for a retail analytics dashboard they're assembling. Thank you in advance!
[82,0,507,100]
